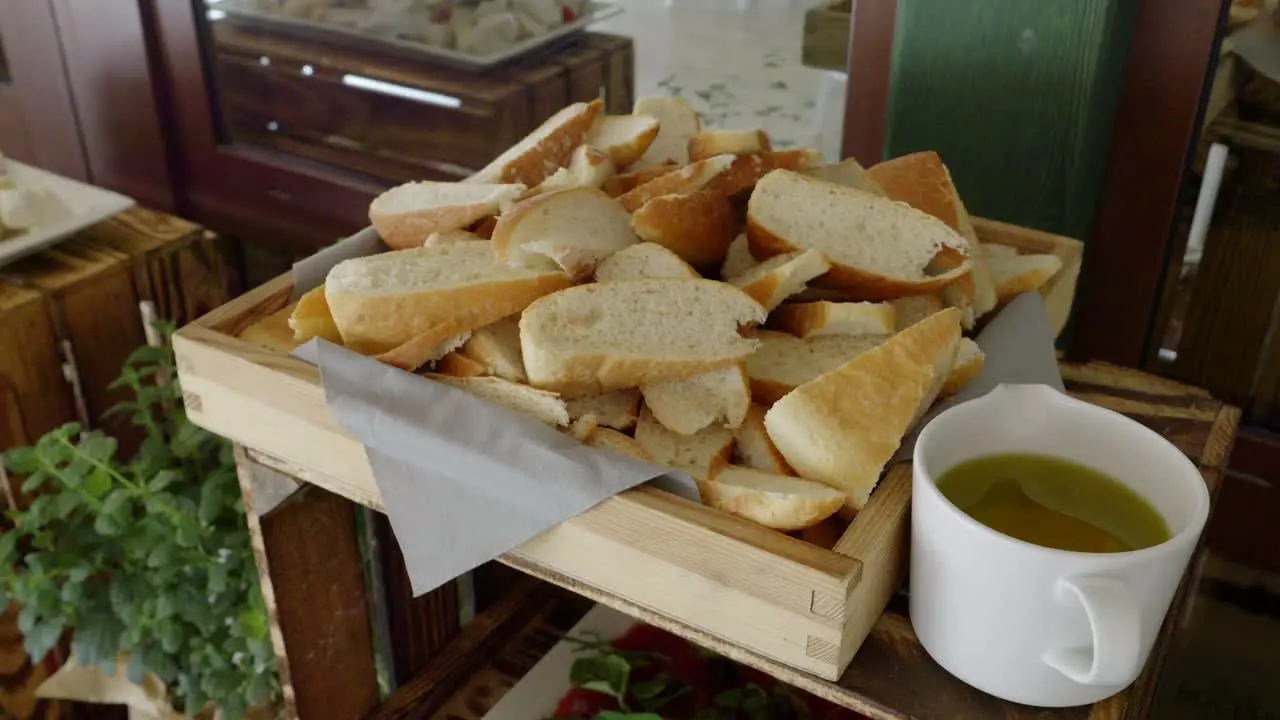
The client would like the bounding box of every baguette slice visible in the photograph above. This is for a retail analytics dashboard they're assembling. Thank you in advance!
[587,114,661,168]
[702,465,845,531]
[891,295,945,331]
[747,330,885,405]
[377,331,471,371]
[617,155,736,212]
[721,234,758,281]
[289,286,343,344]
[747,170,971,300]
[467,99,604,186]
[458,316,526,382]
[369,182,526,250]
[733,404,794,475]
[764,308,962,511]
[981,242,1020,259]
[425,374,570,426]
[641,365,750,435]
[521,279,766,396]
[631,189,738,267]
[436,351,488,378]
[587,427,653,462]
[566,389,641,431]
[868,151,996,326]
[728,249,831,311]
[635,406,733,474]
[630,96,701,169]
[602,164,680,197]
[687,129,771,162]
[595,242,699,282]
[988,253,1063,303]
[768,301,896,339]
[567,414,599,442]
[713,149,823,197]
[526,145,616,197]
[801,158,886,196]
[325,243,572,360]
[941,337,985,397]
[424,229,486,247]
[492,187,639,280]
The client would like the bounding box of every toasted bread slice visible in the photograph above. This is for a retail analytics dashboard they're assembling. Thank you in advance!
[289,285,343,344]
[587,427,653,462]
[526,145,616,197]
[458,316,525,382]
[746,331,885,405]
[631,96,701,169]
[764,308,962,512]
[721,234,758,281]
[520,279,766,396]
[587,114,661,168]
[635,406,733,474]
[702,465,845,531]
[595,242,699,282]
[467,100,604,186]
[369,182,525,250]
[988,253,1063,303]
[566,389,641,431]
[747,170,971,300]
[641,364,750,435]
[801,158,886,196]
[687,129,771,162]
[728,249,831,311]
[425,374,570,426]
[941,337,985,397]
[733,404,793,475]
[631,189,739,268]
[891,295,945,331]
[768,301,896,339]
[492,187,639,280]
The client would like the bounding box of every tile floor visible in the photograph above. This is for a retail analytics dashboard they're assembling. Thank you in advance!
[590,0,847,160]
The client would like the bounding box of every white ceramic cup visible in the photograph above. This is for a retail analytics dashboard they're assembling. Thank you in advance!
[910,383,1209,707]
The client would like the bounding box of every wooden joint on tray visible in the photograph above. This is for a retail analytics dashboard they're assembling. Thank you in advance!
[182,390,203,414]
[804,635,839,664]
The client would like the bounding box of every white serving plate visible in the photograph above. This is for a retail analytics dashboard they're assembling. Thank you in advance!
[210,0,623,71]
[0,162,134,271]
[484,603,636,720]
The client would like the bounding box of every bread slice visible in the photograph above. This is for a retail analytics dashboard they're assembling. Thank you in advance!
[702,465,845,531]
[289,285,343,344]
[746,331,886,405]
[713,149,823,197]
[425,374,570,426]
[617,155,736,212]
[467,100,604,186]
[492,187,639,280]
[988,253,1063,303]
[630,96,701,169]
[587,114,661,167]
[602,164,680,197]
[436,351,488,378]
[635,406,733,475]
[631,189,738,268]
[424,229,486,247]
[727,249,831,311]
[721,234,758,281]
[941,337,984,397]
[768,301,896,339]
[369,182,525,250]
[520,279,766,396]
[566,389,641,431]
[526,145,616,197]
[747,170,971,300]
[733,404,793,475]
[458,316,525,382]
[595,242,699,282]
[325,243,572,360]
[764,308,962,511]
[687,129,771,162]
[641,364,750,435]
[802,159,886,196]
[567,414,599,442]
[981,242,1020,259]
[587,427,653,462]
[891,294,945,331]
[471,215,498,239]
[377,331,471,371]
[867,152,996,326]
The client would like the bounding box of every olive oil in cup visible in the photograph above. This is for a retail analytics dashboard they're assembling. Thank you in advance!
[935,453,1170,554]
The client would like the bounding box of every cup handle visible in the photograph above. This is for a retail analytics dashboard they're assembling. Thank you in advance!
[1042,576,1142,686]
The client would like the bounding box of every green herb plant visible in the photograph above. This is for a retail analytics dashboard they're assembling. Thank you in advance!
[0,322,279,718]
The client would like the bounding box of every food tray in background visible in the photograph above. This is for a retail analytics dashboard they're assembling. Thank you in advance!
[0,162,134,271]
[210,0,622,71]
[172,218,1082,683]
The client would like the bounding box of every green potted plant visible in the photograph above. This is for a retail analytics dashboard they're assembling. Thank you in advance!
[0,322,280,718]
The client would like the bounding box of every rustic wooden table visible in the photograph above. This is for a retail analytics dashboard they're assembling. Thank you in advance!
[232,361,1240,720]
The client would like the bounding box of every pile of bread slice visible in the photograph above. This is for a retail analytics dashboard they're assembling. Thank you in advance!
[288,96,1063,536]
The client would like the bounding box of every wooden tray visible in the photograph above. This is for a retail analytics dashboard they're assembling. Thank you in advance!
[173,219,1083,681]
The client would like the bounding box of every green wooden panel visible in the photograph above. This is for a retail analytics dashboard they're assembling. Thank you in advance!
[885,0,1137,239]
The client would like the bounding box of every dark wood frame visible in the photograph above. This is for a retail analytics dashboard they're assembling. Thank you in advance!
[839,0,1230,368]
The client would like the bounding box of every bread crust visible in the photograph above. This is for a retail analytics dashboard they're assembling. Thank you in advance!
[602,164,680,197]
[436,351,488,377]
[588,115,661,167]
[632,190,739,268]
[768,301,895,339]
[702,467,844,531]
[617,156,736,212]
[471,99,604,187]
[289,286,343,344]
[940,343,985,397]
[687,129,771,162]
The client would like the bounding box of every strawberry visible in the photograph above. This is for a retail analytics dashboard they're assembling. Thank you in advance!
[552,688,618,718]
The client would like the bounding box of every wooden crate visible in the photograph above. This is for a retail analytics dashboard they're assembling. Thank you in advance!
[173,222,1082,681]
[212,24,633,184]
[801,0,851,73]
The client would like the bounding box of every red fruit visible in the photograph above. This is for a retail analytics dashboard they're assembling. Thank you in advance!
[553,688,618,718]
[562,5,577,22]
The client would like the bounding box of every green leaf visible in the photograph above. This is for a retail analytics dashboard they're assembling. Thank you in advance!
[246,672,272,704]
[569,654,630,700]
[158,620,182,654]
[631,676,670,701]
[155,594,175,620]
[24,617,65,661]
[175,522,200,548]
[17,605,37,634]
[207,564,227,595]
[170,422,207,459]
[147,542,175,568]
[0,532,18,565]
[149,469,181,492]
[84,468,112,498]
[52,492,80,519]
[5,447,41,474]
[198,481,221,526]
[94,511,124,536]
[102,490,129,517]
[20,470,48,493]
[126,652,147,684]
